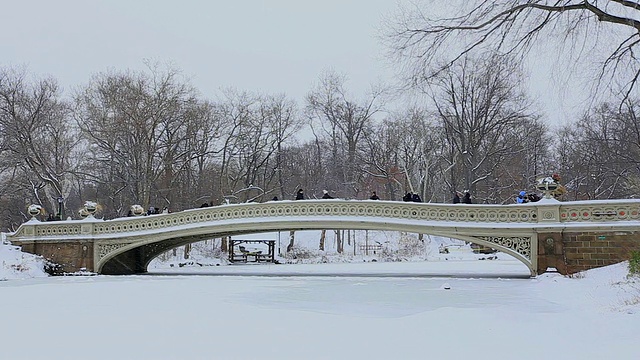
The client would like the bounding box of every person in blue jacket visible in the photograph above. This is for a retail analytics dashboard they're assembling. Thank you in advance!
[517,190,527,203]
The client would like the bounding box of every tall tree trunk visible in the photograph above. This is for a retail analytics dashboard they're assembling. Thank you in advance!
[336,230,343,254]
[287,230,295,252]
[221,237,228,252]
[184,243,191,259]
[319,230,326,251]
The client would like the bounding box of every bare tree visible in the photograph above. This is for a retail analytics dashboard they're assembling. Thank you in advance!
[212,90,301,203]
[360,117,407,201]
[263,94,303,199]
[74,64,207,216]
[0,66,77,218]
[428,55,539,202]
[361,107,445,201]
[556,100,640,199]
[386,0,640,103]
[306,71,386,198]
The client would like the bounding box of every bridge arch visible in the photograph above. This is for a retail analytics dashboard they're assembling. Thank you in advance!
[93,214,537,276]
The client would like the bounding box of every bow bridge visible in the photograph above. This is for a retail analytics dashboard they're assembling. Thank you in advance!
[5,199,640,276]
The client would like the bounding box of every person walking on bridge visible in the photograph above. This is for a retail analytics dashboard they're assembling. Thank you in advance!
[321,190,334,199]
[295,189,305,200]
[462,191,472,204]
[517,191,527,204]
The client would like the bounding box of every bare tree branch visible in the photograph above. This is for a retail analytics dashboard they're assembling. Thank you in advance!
[386,0,640,102]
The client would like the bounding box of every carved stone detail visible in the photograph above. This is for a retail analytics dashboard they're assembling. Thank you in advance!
[560,203,640,222]
[97,242,132,260]
[34,224,82,236]
[542,211,555,220]
[477,236,531,260]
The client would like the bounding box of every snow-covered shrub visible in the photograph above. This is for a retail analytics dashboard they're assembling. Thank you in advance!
[281,246,317,261]
[397,233,425,259]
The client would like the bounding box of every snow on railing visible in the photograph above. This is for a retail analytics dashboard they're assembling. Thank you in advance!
[6,199,640,240]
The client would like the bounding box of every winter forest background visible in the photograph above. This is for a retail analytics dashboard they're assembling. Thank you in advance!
[2,1,640,236]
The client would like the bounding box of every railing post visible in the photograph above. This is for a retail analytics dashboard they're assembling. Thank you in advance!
[80,218,97,235]
[535,200,562,223]
[21,222,37,237]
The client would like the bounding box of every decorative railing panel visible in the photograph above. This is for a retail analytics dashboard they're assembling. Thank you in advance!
[8,199,640,241]
[84,201,540,236]
[10,223,83,237]
[559,202,640,222]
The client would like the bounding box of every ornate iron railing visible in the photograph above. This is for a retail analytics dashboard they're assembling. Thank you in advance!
[7,199,640,239]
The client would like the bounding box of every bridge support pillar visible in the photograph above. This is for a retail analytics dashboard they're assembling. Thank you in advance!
[16,240,95,275]
[537,233,567,275]
[538,231,640,275]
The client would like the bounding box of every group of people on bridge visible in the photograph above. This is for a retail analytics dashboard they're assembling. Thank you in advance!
[452,191,472,204]
[288,188,382,201]
[516,191,541,203]
[402,191,422,203]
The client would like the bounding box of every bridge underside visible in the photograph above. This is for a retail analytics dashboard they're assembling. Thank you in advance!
[100,234,214,275]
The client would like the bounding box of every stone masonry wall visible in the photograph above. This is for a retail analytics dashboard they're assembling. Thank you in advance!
[14,241,94,274]
[538,231,640,275]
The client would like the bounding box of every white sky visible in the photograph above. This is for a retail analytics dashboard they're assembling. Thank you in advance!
[2,1,403,103]
[1,0,585,127]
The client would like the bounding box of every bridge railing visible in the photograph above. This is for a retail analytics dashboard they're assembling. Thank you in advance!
[558,199,640,222]
[6,199,640,240]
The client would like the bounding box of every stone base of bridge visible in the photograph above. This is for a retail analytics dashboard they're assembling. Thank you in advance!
[16,240,94,275]
[538,231,640,275]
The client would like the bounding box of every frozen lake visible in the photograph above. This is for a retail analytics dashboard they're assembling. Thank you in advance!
[1,259,637,359]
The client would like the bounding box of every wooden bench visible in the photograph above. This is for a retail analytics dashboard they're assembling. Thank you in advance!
[256,253,274,262]
[238,246,264,262]
[232,253,248,262]
[229,239,276,263]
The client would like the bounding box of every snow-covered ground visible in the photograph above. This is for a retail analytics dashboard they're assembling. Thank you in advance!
[1,231,638,359]
[0,237,47,281]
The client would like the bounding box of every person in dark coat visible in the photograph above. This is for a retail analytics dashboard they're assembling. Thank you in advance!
[295,189,304,200]
[402,192,413,202]
[271,196,279,201]
[321,190,333,199]
[462,191,472,204]
[369,191,380,200]
[527,193,541,202]
[453,192,461,204]
[412,193,422,202]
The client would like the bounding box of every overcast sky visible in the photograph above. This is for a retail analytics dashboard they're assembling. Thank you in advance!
[2,0,581,125]
[3,1,404,102]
